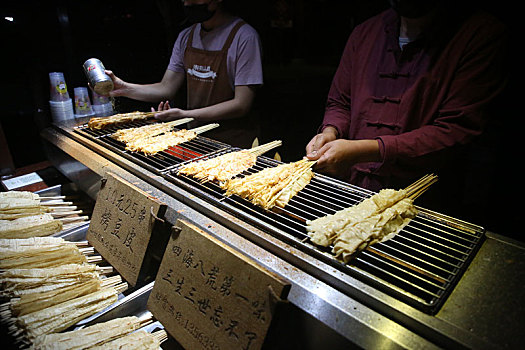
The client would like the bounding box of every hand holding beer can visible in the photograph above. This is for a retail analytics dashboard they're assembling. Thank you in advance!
[83,58,114,96]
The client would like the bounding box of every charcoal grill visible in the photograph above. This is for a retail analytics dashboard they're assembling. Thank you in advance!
[165,148,484,315]
[41,118,525,349]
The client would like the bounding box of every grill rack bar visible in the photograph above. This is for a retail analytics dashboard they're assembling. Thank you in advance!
[165,148,485,314]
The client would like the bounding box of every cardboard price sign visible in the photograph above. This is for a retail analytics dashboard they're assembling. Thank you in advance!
[87,172,165,286]
[148,220,291,350]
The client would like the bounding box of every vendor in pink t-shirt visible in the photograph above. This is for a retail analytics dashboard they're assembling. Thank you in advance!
[107,0,263,148]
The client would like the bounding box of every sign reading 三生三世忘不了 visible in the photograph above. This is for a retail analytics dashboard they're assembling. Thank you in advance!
[148,219,291,350]
[87,172,165,286]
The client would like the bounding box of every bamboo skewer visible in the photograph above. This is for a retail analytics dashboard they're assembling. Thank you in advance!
[40,201,74,207]
[249,140,282,156]
[153,330,168,344]
[86,256,103,264]
[96,266,114,275]
[49,205,77,211]
[50,210,83,218]
[405,174,438,200]
[38,196,66,201]
[57,216,89,224]
[190,123,220,134]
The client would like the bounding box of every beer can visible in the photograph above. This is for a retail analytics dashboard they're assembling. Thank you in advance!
[83,58,114,96]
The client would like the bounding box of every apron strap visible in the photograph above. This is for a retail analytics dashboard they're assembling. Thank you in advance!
[221,20,246,52]
[187,23,198,48]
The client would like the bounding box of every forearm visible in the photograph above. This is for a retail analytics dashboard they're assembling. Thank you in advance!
[183,99,245,122]
[185,85,255,122]
[117,82,174,103]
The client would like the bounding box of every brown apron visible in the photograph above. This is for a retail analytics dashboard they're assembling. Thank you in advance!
[184,20,259,149]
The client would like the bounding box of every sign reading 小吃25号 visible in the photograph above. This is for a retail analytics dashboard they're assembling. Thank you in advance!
[87,172,165,286]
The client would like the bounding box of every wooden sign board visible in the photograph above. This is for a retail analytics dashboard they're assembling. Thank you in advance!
[148,219,291,350]
[87,172,165,286]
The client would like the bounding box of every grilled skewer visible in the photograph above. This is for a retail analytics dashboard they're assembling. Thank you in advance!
[306,174,438,263]
[124,123,219,155]
[178,140,282,183]
[221,159,316,210]
[87,111,156,130]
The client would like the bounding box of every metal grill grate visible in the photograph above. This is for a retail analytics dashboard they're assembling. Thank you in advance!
[73,121,230,173]
[165,148,485,314]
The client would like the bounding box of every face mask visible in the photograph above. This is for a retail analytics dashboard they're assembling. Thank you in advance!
[389,0,438,18]
[184,3,215,24]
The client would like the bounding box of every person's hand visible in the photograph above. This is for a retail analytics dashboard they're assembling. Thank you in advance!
[105,70,129,97]
[305,126,338,158]
[308,139,381,179]
[151,100,188,121]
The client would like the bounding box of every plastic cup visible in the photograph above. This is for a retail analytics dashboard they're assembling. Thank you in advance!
[49,99,75,123]
[91,89,110,105]
[92,102,114,117]
[49,72,70,101]
[74,87,94,116]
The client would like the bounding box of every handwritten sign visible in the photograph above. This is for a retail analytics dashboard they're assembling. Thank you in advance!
[87,172,165,286]
[148,220,291,350]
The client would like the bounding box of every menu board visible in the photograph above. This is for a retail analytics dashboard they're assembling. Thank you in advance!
[148,219,291,350]
[87,172,165,286]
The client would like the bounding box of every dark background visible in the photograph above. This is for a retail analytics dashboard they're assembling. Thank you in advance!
[0,0,522,241]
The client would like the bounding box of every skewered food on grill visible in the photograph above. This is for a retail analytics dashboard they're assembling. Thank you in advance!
[122,123,219,155]
[0,196,50,220]
[0,191,84,224]
[11,284,126,342]
[333,197,418,263]
[0,191,41,201]
[112,118,193,143]
[306,174,437,263]
[306,188,407,247]
[87,111,155,130]
[0,263,101,297]
[89,329,167,350]
[1,277,110,320]
[0,214,63,239]
[125,129,197,155]
[31,315,152,350]
[221,159,315,210]
[0,236,68,249]
[0,241,89,269]
[178,140,282,183]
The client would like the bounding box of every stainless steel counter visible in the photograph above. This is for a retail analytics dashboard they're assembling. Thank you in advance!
[40,120,525,349]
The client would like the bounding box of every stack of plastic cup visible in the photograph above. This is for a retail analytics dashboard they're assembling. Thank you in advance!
[73,87,95,118]
[49,72,74,122]
[91,90,114,117]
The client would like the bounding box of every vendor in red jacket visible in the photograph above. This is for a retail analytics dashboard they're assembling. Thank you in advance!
[305,0,507,214]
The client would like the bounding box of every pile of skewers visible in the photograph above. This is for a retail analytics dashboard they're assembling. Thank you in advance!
[0,236,128,346]
[32,315,167,350]
[1,189,167,348]
[0,191,89,238]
